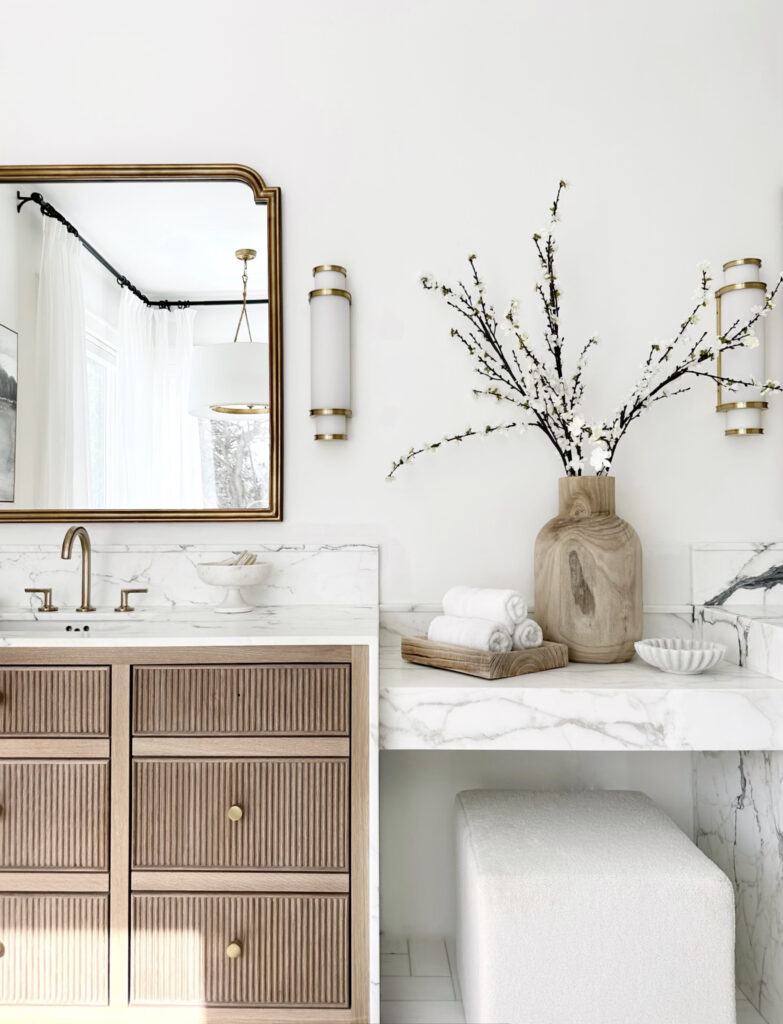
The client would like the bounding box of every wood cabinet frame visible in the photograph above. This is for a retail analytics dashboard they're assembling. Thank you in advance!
[0,645,369,1024]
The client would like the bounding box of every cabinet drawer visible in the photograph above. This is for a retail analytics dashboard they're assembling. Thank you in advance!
[131,892,349,1006]
[0,668,109,736]
[133,664,350,736]
[132,758,348,871]
[0,761,108,870]
[0,894,108,1004]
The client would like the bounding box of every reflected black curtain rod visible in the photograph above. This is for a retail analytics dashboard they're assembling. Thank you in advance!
[16,191,269,311]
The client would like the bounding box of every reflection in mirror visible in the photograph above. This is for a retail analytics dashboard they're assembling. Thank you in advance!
[0,178,273,513]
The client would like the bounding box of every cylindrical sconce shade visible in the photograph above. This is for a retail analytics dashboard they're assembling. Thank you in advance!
[716,259,767,436]
[189,341,270,419]
[310,265,351,440]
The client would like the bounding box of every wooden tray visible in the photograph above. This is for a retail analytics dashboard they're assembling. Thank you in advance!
[401,636,569,680]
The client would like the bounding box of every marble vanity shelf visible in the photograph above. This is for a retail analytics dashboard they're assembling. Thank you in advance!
[0,604,380,647]
[379,648,783,753]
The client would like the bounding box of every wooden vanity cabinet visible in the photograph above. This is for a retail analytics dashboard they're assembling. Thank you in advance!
[0,646,369,1024]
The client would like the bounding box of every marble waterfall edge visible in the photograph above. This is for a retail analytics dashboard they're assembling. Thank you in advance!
[694,752,783,1024]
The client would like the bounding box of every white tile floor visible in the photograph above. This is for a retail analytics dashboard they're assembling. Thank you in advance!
[380,937,767,1024]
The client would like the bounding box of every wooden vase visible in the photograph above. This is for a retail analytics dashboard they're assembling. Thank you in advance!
[534,476,642,663]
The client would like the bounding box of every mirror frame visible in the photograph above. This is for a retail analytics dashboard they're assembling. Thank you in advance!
[0,163,282,521]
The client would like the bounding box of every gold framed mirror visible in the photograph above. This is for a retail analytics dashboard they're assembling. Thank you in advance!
[0,164,282,521]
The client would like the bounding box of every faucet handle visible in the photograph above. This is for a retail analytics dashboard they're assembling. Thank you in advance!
[24,588,58,613]
[115,588,148,613]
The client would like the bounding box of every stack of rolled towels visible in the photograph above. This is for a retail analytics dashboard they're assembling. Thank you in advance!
[427,585,543,653]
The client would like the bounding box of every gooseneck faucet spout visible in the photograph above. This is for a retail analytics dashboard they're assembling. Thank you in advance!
[61,525,95,612]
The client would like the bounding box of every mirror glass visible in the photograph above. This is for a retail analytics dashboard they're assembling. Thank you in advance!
[0,173,279,518]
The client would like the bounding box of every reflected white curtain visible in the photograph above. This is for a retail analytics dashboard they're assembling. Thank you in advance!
[34,218,90,507]
[109,292,202,507]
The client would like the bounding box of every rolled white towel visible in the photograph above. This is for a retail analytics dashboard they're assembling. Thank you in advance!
[443,586,528,632]
[512,618,543,650]
[428,615,512,653]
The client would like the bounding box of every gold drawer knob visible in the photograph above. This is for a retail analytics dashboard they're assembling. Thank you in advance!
[0,941,5,957]
[226,941,242,959]
[227,804,243,822]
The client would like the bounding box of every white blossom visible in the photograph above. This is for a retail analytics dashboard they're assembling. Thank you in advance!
[590,445,611,473]
[391,185,783,482]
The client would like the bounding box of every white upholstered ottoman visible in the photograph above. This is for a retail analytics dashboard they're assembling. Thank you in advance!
[455,790,735,1024]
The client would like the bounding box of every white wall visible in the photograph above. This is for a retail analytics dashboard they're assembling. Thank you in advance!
[380,750,695,937]
[0,0,782,603]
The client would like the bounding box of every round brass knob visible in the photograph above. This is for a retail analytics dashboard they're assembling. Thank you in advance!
[226,941,242,959]
[0,941,5,957]
[227,804,243,822]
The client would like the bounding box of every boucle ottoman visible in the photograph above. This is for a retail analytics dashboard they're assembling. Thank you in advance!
[455,790,735,1024]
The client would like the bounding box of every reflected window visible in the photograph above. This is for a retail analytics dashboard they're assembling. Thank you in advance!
[85,332,116,508]
[198,416,270,509]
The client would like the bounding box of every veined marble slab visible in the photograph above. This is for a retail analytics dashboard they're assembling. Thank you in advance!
[380,651,783,752]
[0,543,379,611]
[695,751,782,1024]
[700,606,783,684]
[692,542,783,608]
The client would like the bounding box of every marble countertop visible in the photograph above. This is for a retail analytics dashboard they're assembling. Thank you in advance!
[379,647,783,752]
[0,605,380,648]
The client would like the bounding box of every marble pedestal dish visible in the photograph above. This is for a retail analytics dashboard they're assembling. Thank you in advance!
[196,561,270,612]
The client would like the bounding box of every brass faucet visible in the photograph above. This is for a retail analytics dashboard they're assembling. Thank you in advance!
[61,526,95,612]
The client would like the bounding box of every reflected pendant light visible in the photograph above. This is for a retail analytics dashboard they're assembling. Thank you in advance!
[189,248,270,419]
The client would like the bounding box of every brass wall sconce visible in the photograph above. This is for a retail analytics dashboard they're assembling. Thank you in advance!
[716,258,767,436]
[309,265,351,440]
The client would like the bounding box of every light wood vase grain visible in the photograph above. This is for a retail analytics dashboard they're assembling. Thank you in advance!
[534,476,642,663]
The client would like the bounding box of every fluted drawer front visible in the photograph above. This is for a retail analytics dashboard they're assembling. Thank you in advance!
[0,668,109,736]
[132,758,348,870]
[0,761,108,869]
[133,664,350,736]
[131,893,349,1006]
[0,894,108,1004]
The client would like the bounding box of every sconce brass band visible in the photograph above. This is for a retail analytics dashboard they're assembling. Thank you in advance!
[725,427,764,436]
[714,280,767,299]
[314,433,348,440]
[309,408,352,417]
[715,400,768,413]
[313,265,347,276]
[210,404,270,415]
[723,258,762,271]
[308,288,351,303]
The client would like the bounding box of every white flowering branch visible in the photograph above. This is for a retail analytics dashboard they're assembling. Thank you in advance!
[387,182,783,480]
[386,422,525,479]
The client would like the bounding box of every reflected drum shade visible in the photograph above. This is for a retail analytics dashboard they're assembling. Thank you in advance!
[310,266,351,440]
[188,341,270,419]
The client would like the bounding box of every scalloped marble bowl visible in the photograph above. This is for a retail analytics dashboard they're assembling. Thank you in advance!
[196,562,270,613]
[634,638,726,675]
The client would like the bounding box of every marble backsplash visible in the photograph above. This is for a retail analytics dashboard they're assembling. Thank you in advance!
[699,606,783,683]
[379,605,697,649]
[0,543,379,611]
[693,543,783,608]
